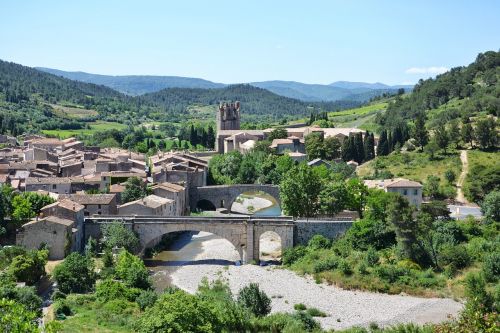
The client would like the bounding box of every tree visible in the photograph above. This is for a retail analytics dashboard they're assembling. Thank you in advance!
[0,299,39,333]
[115,250,151,289]
[424,175,441,199]
[280,163,322,217]
[434,124,449,153]
[8,249,48,285]
[461,122,474,148]
[319,181,349,216]
[101,222,140,254]
[376,130,390,156]
[354,132,365,163]
[268,127,288,140]
[305,133,325,160]
[444,169,456,184]
[475,118,497,149]
[345,178,369,218]
[135,290,222,333]
[448,120,461,148]
[363,132,375,161]
[424,139,439,160]
[323,136,341,160]
[413,113,428,151]
[53,252,96,294]
[21,192,55,215]
[386,193,417,261]
[481,190,499,223]
[11,195,34,226]
[206,126,215,149]
[121,177,148,203]
[0,184,14,224]
[237,283,271,317]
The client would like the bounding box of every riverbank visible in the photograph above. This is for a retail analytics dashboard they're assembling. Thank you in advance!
[169,233,463,331]
[231,195,273,214]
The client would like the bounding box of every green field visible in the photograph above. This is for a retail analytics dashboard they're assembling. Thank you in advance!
[49,103,98,119]
[357,150,462,187]
[328,101,388,118]
[42,121,128,139]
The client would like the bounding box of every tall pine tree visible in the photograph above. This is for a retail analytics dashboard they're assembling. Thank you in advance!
[377,130,390,156]
[354,132,365,164]
[413,112,429,151]
[364,132,375,161]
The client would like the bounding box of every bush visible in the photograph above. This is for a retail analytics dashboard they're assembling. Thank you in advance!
[51,290,67,301]
[136,290,158,311]
[95,279,140,302]
[294,303,307,311]
[306,307,327,317]
[7,249,48,285]
[375,265,409,283]
[102,222,140,254]
[482,251,500,282]
[252,312,304,332]
[282,245,307,265]
[115,250,151,290]
[313,255,339,273]
[11,286,43,315]
[54,299,72,317]
[308,235,331,250]
[365,247,379,266]
[338,259,352,276]
[439,245,471,270]
[237,283,271,317]
[53,253,96,294]
[292,311,321,332]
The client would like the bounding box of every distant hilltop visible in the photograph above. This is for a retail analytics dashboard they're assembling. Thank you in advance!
[36,67,413,102]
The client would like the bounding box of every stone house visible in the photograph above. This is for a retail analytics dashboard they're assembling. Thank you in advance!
[364,178,423,207]
[60,194,118,216]
[152,182,187,215]
[118,195,175,216]
[17,199,85,259]
[269,136,305,154]
[25,177,72,194]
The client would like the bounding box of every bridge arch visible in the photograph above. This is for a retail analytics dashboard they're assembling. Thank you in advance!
[191,185,281,212]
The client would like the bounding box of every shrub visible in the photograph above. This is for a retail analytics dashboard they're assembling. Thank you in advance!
[252,312,304,332]
[294,303,307,311]
[375,265,409,283]
[282,245,307,265]
[313,255,339,273]
[95,279,139,302]
[338,259,352,275]
[53,253,96,294]
[54,299,72,317]
[482,251,500,282]
[7,249,48,285]
[308,235,331,250]
[357,261,369,275]
[0,298,39,333]
[115,250,151,290]
[237,283,271,317]
[365,247,379,266]
[136,290,158,311]
[306,307,327,317]
[439,245,471,270]
[102,222,140,254]
[292,311,321,331]
[51,290,67,301]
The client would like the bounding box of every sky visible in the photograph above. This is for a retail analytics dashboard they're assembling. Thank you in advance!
[0,1,499,85]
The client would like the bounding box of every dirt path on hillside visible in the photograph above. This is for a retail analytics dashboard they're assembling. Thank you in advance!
[456,150,470,204]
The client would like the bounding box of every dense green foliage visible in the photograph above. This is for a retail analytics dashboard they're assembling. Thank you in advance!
[101,222,141,254]
[121,176,150,203]
[53,252,96,294]
[0,298,39,333]
[236,283,272,317]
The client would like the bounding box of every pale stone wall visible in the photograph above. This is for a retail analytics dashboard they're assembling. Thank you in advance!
[294,221,353,245]
[17,220,73,259]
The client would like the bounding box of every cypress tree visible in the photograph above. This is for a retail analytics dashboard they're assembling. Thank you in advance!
[189,124,197,146]
[413,112,429,151]
[364,132,375,161]
[354,132,365,163]
[377,130,389,156]
[207,126,215,149]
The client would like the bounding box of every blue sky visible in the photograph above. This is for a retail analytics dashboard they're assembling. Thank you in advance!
[0,1,498,85]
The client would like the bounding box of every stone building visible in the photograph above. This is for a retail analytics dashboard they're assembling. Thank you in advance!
[60,194,118,216]
[118,195,175,216]
[152,182,187,215]
[16,199,85,259]
[364,178,423,207]
[269,136,305,154]
[216,101,240,131]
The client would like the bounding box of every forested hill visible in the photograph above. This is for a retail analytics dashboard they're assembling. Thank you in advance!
[377,50,500,128]
[36,67,226,95]
[139,84,360,122]
[0,60,125,104]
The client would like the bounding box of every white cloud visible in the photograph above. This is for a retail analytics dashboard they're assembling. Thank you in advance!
[405,66,449,75]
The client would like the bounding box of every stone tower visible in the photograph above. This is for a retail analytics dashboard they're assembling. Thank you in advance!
[216,101,241,131]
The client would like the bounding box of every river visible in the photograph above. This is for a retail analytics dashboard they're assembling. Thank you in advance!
[145,192,281,291]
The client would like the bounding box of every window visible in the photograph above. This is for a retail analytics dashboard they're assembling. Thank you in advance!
[403,189,408,195]
[52,184,57,190]
[414,189,418,195]
[98,204,101,209]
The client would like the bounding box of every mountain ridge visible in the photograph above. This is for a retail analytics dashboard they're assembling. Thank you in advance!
[36,67,413,102]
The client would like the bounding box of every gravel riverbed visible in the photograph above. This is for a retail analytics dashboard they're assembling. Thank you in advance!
[170,232,463,330]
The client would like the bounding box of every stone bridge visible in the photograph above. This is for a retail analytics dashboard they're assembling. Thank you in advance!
[84,216,295,263]
[190,184,281,211]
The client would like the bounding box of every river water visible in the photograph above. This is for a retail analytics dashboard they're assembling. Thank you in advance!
[145,192,282,290]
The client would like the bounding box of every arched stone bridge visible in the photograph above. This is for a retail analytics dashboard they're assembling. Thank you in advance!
[84,216,295,263]
[190,184,281,211]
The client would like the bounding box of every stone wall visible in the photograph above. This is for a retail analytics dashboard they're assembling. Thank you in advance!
[294,221,353,245]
